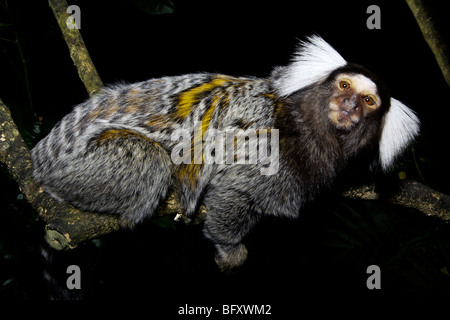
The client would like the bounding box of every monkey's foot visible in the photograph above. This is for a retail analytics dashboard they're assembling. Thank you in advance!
[118,215,137,230]
[215,243,248,273]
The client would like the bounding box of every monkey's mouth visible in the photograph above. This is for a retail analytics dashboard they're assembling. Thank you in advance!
[329,108,361,130]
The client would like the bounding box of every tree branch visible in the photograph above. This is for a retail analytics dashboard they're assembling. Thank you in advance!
[0,98,120,249]
[48,0,103,96]
[342,180,450,221]
[0,96,200,250]
[406,0,450,87]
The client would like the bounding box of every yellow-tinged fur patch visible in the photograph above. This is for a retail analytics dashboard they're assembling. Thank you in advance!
[176,77,232,119]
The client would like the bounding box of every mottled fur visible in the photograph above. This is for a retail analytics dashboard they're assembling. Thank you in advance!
[32,36,419,271]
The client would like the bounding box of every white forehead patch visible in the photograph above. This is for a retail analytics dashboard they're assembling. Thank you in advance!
[338,74,378,96]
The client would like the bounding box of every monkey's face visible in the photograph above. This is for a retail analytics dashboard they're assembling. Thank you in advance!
[329,73,381,131]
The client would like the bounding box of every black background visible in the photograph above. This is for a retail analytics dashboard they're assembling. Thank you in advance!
[1,0,450,312]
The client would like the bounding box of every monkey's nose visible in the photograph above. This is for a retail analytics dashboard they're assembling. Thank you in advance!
[342,96,358,111]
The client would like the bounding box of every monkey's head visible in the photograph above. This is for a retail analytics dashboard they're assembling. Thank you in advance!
[273,35,420,171]
[327,68,386,131]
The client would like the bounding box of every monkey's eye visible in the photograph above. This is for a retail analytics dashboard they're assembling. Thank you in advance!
[339,81,351,91]
[363,96,375,106]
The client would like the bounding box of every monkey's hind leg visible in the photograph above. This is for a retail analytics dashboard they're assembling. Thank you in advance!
[202,191,259,273]
[52,129,172,229]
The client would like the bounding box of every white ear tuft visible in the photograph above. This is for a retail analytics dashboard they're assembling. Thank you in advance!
[273,35,347,97]
[379,98,420,171]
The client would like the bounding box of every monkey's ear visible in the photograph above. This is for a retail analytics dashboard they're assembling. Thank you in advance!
[273,35,347,97]
[379,98,420,171]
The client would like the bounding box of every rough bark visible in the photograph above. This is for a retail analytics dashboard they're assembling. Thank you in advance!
[48,0,103,96]
[0,99,118,249]
[406,0,450,87]
[342,180,450,221]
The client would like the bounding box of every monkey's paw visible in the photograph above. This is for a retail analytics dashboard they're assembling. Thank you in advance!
[118,215,137,230]
[215,243,248,273]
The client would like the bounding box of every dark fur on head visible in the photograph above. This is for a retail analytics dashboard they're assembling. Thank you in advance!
[274,64,389,201]
[327,64,391,155]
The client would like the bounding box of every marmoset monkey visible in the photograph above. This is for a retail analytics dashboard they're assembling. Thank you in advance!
[32,36,420,271]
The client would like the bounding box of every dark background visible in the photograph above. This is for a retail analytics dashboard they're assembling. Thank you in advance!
[1,0,450,311]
